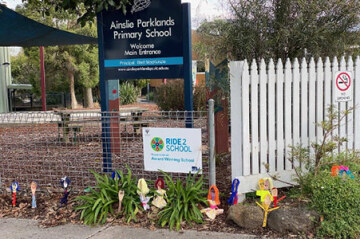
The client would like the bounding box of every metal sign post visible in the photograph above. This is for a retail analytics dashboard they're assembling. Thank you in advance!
[182,3,193,128]
[97,14,112,172]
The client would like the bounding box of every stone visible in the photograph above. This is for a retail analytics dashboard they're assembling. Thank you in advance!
[267,207,319,233]
[226,204,263,229]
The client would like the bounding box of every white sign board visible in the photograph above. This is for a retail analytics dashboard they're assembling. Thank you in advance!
[334,71,352,102]
[142,127,202,174]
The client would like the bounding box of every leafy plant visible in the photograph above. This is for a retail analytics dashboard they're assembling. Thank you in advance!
[116,168,142,222]
[74,171,118,225]
[310,171,360,239]
[74,167,141,225]
[286,106,360,237]
[288,105,353,195]
[157,171,208,231]
[119,82,139,105]
[155,80,184,111]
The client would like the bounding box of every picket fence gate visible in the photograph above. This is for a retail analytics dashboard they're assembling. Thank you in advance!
[230,56,360,198]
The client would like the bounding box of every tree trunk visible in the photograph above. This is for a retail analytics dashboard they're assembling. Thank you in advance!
[68,70,78,109]
[84,87,94,108]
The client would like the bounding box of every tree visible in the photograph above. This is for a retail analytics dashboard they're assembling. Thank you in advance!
[15,2,99,109]
[194,20,232,64]
[196,0,360,62]
[24,0,133,25]
[76,25,99,108]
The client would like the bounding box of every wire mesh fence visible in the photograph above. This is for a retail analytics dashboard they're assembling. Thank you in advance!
[0,110,209,191]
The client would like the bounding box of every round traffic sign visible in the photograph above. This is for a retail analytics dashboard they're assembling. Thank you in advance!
[336,72,351,92]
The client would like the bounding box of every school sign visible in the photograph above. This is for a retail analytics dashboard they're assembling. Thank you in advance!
[97,0,193,172]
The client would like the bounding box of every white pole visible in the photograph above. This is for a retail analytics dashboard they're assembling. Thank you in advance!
[0,47,10,113]
[208,99,216,186]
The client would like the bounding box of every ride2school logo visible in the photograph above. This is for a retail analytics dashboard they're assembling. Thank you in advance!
[151,137,164,152]
[151,137,192,153]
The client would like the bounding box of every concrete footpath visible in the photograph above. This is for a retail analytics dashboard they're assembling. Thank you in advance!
[0,218,262,239]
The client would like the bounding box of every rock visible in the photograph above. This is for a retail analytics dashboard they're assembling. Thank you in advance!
[268,207,319,233]
[226,204,263,229]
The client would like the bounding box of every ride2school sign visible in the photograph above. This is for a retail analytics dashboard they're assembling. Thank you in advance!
[100,0,183,79]
[142,128,202,174]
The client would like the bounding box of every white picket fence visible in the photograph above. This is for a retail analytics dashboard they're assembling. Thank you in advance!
[230,56,360,197]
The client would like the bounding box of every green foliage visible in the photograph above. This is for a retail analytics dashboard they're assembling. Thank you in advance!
[14,3,99,108]
[287,106,360,237]
[24,0,133,26]
[193,84,207,111]
[155,80,184,111]
[11,53,40,95]
[196,0,360,62]
[154,80,206,111]
[288,106,353,196]
[158,171,207,231]
[310,171,360,238]
[74,172,118,225]
[147,92,154,102]
[134,79,150,90]
[119,82,138,105]
[74,167,141,225]
[195,20,231,64]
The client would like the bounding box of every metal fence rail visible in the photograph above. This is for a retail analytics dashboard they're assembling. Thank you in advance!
[0,110,209,191]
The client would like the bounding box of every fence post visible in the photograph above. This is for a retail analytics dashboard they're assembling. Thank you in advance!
[208,99,216,186]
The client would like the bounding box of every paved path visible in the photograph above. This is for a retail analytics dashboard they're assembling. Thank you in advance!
[0,218,263,239]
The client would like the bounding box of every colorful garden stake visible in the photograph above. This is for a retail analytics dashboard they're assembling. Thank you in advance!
[339,165,355,179]
[118,190,124,213]
[207,185,220,208]
[140,194,150,210]
[10,182,19,207]
[263,177,273,190]
[30,181,37,209]
[258,178,265,190]
[228,179,240,205]
[112,171,121,181]
[331,165,354,179]
[271,187,286,207]
[200,207,224,220]
[201,185,223,220]
[60,176,71,206]
[152,178,167,209]
[256,194,278,227]
[331,165,340,176]
[256,179,273,204]
[137,178,151,210]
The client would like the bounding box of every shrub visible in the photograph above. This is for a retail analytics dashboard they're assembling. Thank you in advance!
[193,84,207,111]
[287,106,360,238]
[147,91,154,101]
[288,106,352,196]
[154,80,207,111]
[157,171,208,231]
[74,167,141,225]
[155,80,184,111]
[310,171,360,239]
[119,82,138,105]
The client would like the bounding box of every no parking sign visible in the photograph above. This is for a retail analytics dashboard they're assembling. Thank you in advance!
[334,71,352,102]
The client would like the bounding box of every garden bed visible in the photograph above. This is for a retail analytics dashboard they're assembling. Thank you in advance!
[0,152,310,238]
